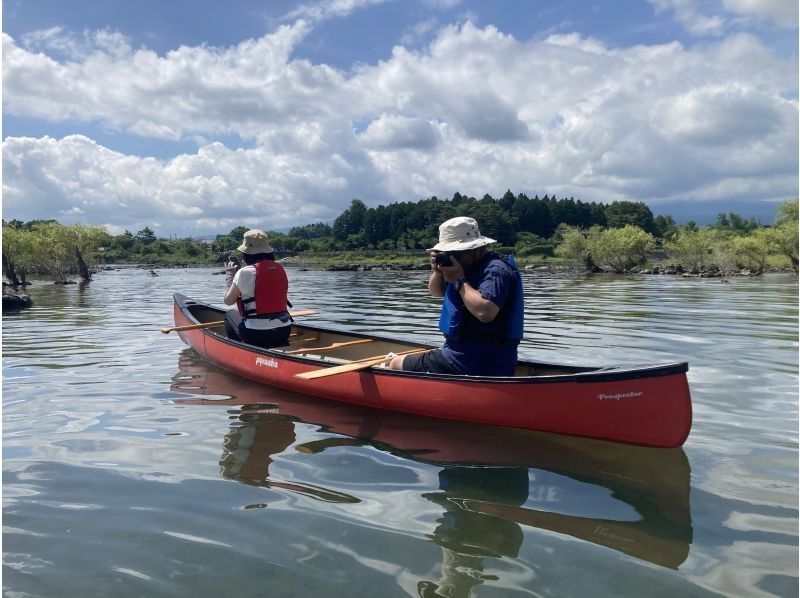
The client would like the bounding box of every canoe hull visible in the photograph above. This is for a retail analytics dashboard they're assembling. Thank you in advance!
[172,295,692,447]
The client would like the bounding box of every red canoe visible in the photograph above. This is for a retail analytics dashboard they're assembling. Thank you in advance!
[170,293,692,447]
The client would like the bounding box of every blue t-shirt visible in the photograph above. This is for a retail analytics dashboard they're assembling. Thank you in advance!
[440,254,518,376]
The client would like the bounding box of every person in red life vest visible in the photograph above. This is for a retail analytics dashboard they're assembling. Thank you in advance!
[223,229,292,348]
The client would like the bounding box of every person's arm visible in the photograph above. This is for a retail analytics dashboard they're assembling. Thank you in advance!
[223,261,241,305]
[429,254,446,298]
[457,281,500,323]
[224,283,240,306]
[437,255,500,323]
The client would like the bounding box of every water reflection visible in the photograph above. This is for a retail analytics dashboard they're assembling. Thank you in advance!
[220,411,360,504]
[171,348,693,583]
[418,467,528,597]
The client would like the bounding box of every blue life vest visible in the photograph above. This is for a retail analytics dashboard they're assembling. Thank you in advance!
[438,254,524,343]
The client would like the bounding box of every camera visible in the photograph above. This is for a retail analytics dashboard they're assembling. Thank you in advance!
[434,251,453,267]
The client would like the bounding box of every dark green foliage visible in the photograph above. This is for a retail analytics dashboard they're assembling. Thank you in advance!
[712,212,759,234]
[605,201,656,234]
[654,215,678,240]
[134,227,157,244]
[288,222,332,239]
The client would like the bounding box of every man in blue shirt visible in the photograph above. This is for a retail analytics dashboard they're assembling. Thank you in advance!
[389,217,524,376]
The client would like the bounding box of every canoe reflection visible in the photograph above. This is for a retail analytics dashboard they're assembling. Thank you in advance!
[171,349,692,571]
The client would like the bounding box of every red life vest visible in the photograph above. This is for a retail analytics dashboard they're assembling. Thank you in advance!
[236,260,289,318]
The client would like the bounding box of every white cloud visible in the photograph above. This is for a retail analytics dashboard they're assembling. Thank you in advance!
[359,114,442,150]
[654,86,790,145]
[2,23,327,139]
[2,135,383,235]
[2,20,797,235]
[283,0,391,25]
[648,0,727,36]
[20,27,132,60]
[649,0,798,35]
[400,18,440,47]
[724,0,798,29]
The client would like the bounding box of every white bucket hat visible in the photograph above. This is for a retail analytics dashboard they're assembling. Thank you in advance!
[427,217,497,253]
[237,229,274,254]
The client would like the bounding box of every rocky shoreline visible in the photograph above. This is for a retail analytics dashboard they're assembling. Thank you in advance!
[321,262,794,276]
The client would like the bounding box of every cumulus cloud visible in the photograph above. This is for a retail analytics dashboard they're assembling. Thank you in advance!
[359,114,442,150]
[2,135,385,235]
[2,23,331,139]
[2,18,798,235]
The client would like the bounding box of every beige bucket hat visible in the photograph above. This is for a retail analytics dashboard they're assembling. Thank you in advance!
[427,217,497,253]
[237,229,274,254]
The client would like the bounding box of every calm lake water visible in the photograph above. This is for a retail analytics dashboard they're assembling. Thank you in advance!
[3,266,798,597]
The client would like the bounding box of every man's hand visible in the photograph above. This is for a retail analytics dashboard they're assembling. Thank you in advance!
[438,258,465,283]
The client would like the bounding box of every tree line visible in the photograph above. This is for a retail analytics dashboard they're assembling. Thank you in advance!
[2,194,797,284]
[556,199,797,274]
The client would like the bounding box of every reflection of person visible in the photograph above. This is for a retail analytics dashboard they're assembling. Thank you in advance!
[220,411,296,484]
[223,229,291,348]
[219,410,361,503]
[389,217,524,376]
[418,467,528,598]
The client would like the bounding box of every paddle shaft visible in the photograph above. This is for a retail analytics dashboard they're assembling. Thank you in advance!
[284,338,374,354]
[161,320,225,333]
[161,309,318,334]
[294,347,427,380]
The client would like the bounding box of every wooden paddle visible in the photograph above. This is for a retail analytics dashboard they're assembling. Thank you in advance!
[160,309,318,334]
[161,320,225,334]
[284,338,374,354]
[294,347,427,380]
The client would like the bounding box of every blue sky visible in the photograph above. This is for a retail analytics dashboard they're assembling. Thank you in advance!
[3,0,798,236]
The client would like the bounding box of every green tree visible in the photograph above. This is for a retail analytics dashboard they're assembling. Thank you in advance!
[555,227,599,271]
[775,198,799,226]
[135,227,157,244]
[732,230,772,274]
[2,225,38,284]
[766,199,799,272]
[653,215,678,240]
[714,211,758,234]
[588,225,654,273]
[62,224,108,281]
[666,229,714,273]
[605,201,656,234]
[711,237,739,277]
[333,199,368,240]
[31,221,78,282]
[514,232,553,257]
[289,222,332,239]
